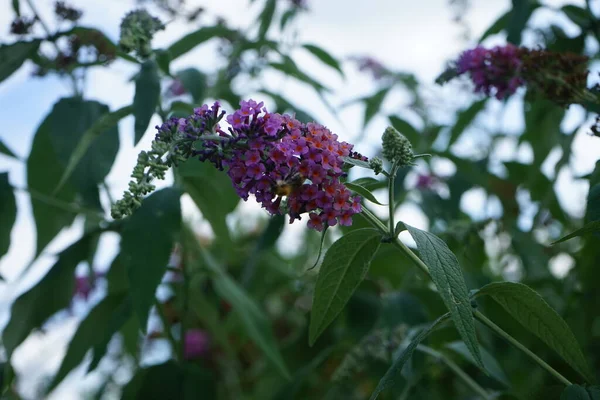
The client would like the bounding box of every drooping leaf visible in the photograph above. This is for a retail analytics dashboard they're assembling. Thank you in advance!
[11,0,20,15]
[561,6,592,30]
[167,25,238,60]
[552,221,600,244]
[133,60,160,144]
[121,188,182,331]
[47,293,131,392]
[507,0,538,45]
[302,44,344,77]
[269,56,329,93]
[445,341,510,386]
[257,0,277,40]
[561,385,600,400]
[0,173,16,259]
[405,224,484,370]
[346,181,385,206]
[389,116,420,148]
[0,40,40,84]
[54,105,132,195]
[122,360,216,400]
[177,159,239,242]
[309,229,382,345]
[3,236,91,358]
[448,100,486,147]
[176,68,207,103]
[0,139,17,159]
[154,49,172,76]
[27,114,78,256]
[197,244,290,379]
[475,282,595,383]
[259,90,317,123]
[363,88,389,130]
[370,313,451,400]
[479,11,509,42]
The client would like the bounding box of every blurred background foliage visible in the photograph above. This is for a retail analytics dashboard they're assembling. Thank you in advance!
[0,0,599,399]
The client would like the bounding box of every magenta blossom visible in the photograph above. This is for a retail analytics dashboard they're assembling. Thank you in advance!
[184,329,210,360]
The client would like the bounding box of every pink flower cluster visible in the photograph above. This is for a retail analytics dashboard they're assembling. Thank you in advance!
[456,44,525,99]
[185,100,363,231]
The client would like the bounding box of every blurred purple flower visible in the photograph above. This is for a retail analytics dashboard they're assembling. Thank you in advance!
[184,329,210,360]
[351,56,387,80]
[168,79,186,97]
[415,174,436,190]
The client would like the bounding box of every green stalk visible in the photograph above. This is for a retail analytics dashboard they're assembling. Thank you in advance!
[388,163,398,236]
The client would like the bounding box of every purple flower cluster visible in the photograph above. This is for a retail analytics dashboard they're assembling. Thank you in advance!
[456,44,525,99]
[158,100,364,231]
[184,329,210,360]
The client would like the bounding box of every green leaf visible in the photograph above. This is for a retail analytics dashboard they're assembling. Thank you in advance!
[309,229,382,345]
[507,0,538,45]
[176,68,207,103]
[258,0,277,39]
[370,313,451,400]
[389,116,420,147]
[445,341,510,386]
[177,159,238,242]
[272,347,334,400]
[341,156,372,171]
[449,100,486,146]
[259,90,317,123]
[363,88,389,130]
[552,221,600,244]
[475,282,595,383]
[302,44,344,77]
[479,11,509,42]
[27,114,78,256]
[122,360,216,400]
[167,25,238,60]
[47,98,120,209]
[54,105,132,195]
[269,56,329,93]
[561,6,592,29]
[280,8,297,30]
[0,139,17,159]
[12,0,20,16]
[3,237,91,358]
[346,181,385,206]
[561,385,600,400]
[154,49,172,76]
[197,244,290,379]
[133,60,160,144]
[47,293,131,392]
[121,188,181,331]
[0,173,16,259]
[405,224,484,370]
[0,40,40,84]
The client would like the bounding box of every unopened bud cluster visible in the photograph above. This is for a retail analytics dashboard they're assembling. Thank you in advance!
[369,157,383,175]
[381,126,414,166]
[119,9,164,59]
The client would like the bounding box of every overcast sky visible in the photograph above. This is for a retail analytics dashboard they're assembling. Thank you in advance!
[1,0,599,398]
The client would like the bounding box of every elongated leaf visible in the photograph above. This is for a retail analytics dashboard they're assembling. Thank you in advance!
[562,6,592,29]
[133,60,160,144]
[346,181,385,205]
[47,293,130,392]
[0,139,17,159]
[196,243,290,379]
[405,224,484,370]
[449,100,486,146]
[476,282,595,382]
[561,385,600,400]
[177,159,238,242]
[27,115,78,256]
[341,156,372,170]
[370,313,451,400]
[258,0,277,39]
[0,173,16,259]
[3,237,91,358]
[363,88,389,129]
[121,188,181,331]
[445,341,510,386]
[154,49,171,76]
[479,11,509,42]
[54,105,132,195]
[12,0,20,15]
[47,97,120,209]
[507,0,538,45]
[176,68,207,103]
[0,40,40,84]
[270,56,329,93]
[389,116,420,147]
[167,25,238,60]
[309,229,382,345]
[552,221,600,244]
[302,44,344,77]
[259,90,317,123]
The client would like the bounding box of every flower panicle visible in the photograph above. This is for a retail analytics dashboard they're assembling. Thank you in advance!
[113,100,363,231]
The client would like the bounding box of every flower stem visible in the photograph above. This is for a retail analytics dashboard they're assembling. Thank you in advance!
[388,163,398,236]
[473,310,572,386]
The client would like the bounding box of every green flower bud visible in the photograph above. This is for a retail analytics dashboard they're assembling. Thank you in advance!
[381,126,413,167]
[369,157,383,175]
[119,9,164,59]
